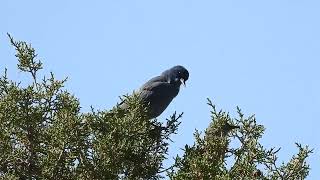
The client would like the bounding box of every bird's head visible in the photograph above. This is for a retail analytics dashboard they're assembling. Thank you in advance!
[162,65,189,87]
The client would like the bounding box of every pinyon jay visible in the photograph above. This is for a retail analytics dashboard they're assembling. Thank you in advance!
[120,65,189,119]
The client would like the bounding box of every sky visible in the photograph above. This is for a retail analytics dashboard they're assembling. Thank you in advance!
[1,0,320,179]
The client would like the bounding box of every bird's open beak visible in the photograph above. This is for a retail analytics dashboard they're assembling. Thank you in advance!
[180,78,186,87]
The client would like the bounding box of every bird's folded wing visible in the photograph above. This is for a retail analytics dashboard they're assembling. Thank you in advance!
[117,76,167,107]
[140,75,168,91]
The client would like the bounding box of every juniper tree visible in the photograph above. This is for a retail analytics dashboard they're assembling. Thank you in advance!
[0,35,312,180]
[168,100,312,180]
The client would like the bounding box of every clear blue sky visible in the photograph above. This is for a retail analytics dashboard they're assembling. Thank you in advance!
[2,0,319,178]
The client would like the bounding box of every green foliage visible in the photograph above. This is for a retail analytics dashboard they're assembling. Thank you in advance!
[0,35,312,179]
[82,96,181,179]
[168,99,313,180]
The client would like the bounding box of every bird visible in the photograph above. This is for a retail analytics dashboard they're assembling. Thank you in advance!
[206,121,240,138]
[219,122,240,137]
[119,65,189,119]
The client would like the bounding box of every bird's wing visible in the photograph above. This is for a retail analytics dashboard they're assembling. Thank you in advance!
[117,76,167,107]
[141,76,167,87]
[139,76,179,118]
[139,77,179,104]
[139,76,171,98]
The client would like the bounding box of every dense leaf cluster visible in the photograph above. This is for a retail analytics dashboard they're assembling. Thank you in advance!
[168,100,312,179]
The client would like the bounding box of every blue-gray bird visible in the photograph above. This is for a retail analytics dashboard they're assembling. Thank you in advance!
[120,65,189,119]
